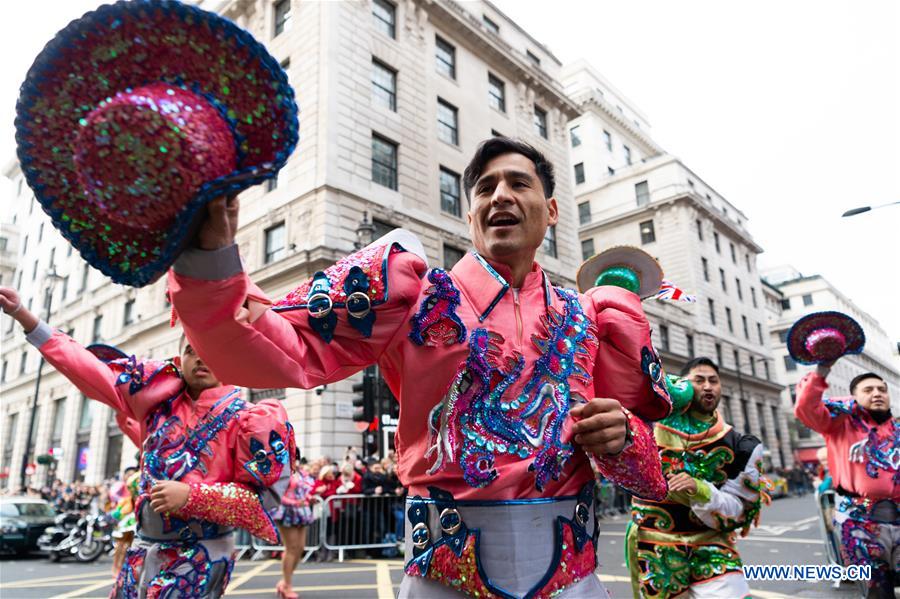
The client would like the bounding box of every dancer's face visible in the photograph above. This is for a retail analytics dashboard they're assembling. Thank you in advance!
[853,377,890,413]
[181,342,221,393]
[467,152,558,270]
[687,364,721,416]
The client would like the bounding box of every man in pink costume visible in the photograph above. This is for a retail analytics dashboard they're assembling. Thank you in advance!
[0,287,293,599]
[169,137,672,598]
[795,365,898,598]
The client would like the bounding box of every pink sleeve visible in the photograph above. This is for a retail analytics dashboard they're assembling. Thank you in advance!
[588,287,672,422]
[35,331,182,422]
[587,409,668,501]
[168,246,426,390]
[794,372,843,435]
[178,482,280,544]
[234,400,295,502]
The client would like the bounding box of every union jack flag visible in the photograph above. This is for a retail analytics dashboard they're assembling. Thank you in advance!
[656,279,697,303]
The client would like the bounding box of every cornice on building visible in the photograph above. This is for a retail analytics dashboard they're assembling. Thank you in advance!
[571,90,663,156]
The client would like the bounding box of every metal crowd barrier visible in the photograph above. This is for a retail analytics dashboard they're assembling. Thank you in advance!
[321,493,406,562]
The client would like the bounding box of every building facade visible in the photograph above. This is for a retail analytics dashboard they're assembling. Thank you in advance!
[763,266,900,462]
[563,64,792,468]
[0,0,582,489]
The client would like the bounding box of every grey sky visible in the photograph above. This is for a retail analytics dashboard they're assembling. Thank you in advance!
[2,0,898,342]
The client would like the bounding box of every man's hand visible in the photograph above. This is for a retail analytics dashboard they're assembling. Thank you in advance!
[0,286,39,332]
[667,472,698,495]
[197,195,239,250]
[570,398,628,456]
[149,480,191,514]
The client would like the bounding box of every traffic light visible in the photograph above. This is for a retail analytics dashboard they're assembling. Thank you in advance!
[352,367,376,423]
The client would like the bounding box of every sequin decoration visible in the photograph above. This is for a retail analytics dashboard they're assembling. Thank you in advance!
[109,354,180,395]
[242,429,292,487]
[637,543,743,598]
[409,268,467,347]
[145,541,233,598]
[660,446,734,485]
[15,0,298,287]
[181,482,279,544]
[640,345,672,410]
[824,399,900,483]
[111,546,145,599]
[425,289,598,490]
[588,410,668,501]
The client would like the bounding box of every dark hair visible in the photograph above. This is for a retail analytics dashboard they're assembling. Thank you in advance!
[680,357,720,377]
[463,137,555,201]
[850,372,884,394]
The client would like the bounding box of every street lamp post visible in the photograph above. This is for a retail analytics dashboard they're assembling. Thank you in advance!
[841,200,899,217]
[354,211,376,250]
[19,268,64,492]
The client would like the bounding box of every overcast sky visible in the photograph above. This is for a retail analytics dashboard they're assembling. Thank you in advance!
[1,1,898,343]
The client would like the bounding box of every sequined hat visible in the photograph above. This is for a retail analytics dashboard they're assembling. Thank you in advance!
[787,311,865,366]
[576,246,663,298]
[15,0,298,287]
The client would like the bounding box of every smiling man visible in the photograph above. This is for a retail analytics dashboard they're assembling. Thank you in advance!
[168,136,672,598]
[795,366,899,598]
[627,357,767,599]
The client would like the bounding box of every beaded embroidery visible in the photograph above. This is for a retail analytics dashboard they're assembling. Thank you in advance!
[637,542,743,597]
[640,345,672,410]
[409,268,466,347]
[146,542,233,598]
[243,428,292,487]
[110,354,180,395]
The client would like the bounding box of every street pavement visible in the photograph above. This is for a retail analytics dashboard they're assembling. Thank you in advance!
[0,495,862,598]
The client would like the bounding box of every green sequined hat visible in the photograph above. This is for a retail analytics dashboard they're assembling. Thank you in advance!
[576,246,664,298]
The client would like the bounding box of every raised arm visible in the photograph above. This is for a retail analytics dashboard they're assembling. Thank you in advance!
[1,286,181,422]
[168,232,427,390]
[794,365,845,435]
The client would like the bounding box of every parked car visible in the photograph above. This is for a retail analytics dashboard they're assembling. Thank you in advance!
[766,474,789,499]
[0,496,57,555]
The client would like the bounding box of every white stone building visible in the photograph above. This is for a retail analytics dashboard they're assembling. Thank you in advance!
[0,0,581,489]
[763,265,900,462]
[563,63,792,468]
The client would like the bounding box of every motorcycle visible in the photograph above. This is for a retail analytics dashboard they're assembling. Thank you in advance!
[40,513,88,562]
[74,512,117,563]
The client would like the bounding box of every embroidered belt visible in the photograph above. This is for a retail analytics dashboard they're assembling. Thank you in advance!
[836,494,900,524]
[403,483,597,599]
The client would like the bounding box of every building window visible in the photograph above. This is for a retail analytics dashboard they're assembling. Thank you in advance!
[719,268,727,292]
[603,130,612,151]
[526,50,541,67]
[783,355,797,372]
[715,343,723,366]
[725,307,733,333]
[487,73,505,112]
[533,105,547,139]
[439,167,461,217]
[686,334,695,358]
[802,293,813,306]
[733,349,741,373]
[19,350,28,375]
[372,59,397,111]
[482,15,499,34]
[713,232,721,253]
[635,180,649,206]
[443,244,465,270]
[32,259,38,281]
[696,219,703,241]
[750,287,757,308]
[764,361,770,380]
[80,265,89,292]
[273,0,292,37]
[267,173,278,192]
[22,235,28,255]
[750,358,756,378]
[123,299,135,326]
[780,298,791,310]
[51,398,66,444]
[574,163,585,185]
[659,325,670,352]
[570,126,581,147]
[92,315,103,343]
[778,330,788,343]
[742,315,749,339]
[373,0,396,38]
[623,145,632,165]
[708,298,716,325]
[639,220,656,244]
[435,36,455,79]
[757,322,763,345]
[542,225,557,258]
[730,242,737,263]
[264,222,286,264]
[736,278,743,300]
[371,133,398,190]
[745,253,752,271]
[578,202,591,225]
[581,238,594,260]
[1,360,6,382]
[701,257,709,281]
[38,223,44,242]
[607,166,615,176]
[437,98,459,146]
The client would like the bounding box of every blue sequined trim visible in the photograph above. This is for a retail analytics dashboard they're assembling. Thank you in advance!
[408,268,466,346]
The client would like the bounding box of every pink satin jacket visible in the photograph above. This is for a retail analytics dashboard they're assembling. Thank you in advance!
[795,372,899,500]
[168,232,671,501]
